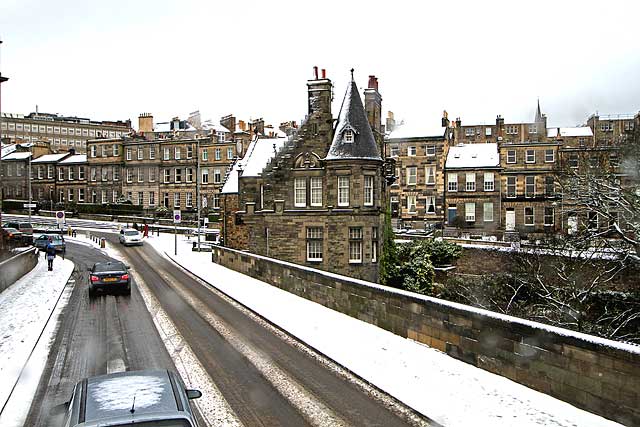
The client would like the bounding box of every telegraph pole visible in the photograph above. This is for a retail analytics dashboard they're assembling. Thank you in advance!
[196,137,201,251]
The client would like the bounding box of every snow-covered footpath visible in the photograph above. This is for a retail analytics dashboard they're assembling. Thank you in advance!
[0,252,74,426]
[144,233,624,427]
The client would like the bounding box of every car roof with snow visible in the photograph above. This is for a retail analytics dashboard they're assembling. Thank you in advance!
[85,370,177,420]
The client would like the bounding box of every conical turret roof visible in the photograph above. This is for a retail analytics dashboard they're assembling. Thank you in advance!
[325,73,381,161]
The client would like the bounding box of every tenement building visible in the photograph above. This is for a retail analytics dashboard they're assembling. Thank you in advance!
[385,112,449,229]
[0,111,131,153]
[222,69,387,282]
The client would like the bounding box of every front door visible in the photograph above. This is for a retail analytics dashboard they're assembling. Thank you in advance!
[447,206,457,225]
[505,209,516,231]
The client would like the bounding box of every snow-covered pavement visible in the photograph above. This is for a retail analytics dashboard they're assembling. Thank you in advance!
[0,253,74,426]
[141,232,623,427]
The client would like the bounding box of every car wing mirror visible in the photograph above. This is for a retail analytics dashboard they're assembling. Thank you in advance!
[50,401,70,416]
[185,389,202,400]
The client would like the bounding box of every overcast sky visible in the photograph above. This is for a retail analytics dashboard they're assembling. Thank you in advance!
[1,0,639,130]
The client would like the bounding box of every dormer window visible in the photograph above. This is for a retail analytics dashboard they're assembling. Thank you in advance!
[344,130,354,143]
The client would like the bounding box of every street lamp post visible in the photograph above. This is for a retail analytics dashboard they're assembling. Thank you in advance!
[196,137,201,251]
[0,39,9,251]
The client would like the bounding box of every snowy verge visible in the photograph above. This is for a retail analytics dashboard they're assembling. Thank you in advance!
[144,232,623,427]
[0,255,74,425]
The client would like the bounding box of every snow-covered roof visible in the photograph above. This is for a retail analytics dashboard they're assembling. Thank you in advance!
[1,144,16,157]
[153,121,197,133]
[59,154,87,164]
[32,153,69,163]
[260,126,287,138]
[547,127,593,138]
[221,136,288,194]
[387,122,446,140]
[445,143,500,169]
[201,121,231,134]
[2,151,31,160]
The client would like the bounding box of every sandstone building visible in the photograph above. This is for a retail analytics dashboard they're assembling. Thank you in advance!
[222,70,388,282]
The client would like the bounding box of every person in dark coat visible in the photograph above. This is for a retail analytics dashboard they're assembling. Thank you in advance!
[45,239,57,271]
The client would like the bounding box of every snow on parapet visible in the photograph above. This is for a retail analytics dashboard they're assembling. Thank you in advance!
[547,126,593,138]
[387,122,446,139]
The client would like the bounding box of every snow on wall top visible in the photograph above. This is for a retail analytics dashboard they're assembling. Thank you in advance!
[221,135,288,194]
[387,122,446,140]
[547,126,593,138]
[445,143,500,169]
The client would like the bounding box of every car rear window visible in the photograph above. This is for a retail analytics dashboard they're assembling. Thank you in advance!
[20,223,33,229]
[124,230,139,236]
[93,262,126,272]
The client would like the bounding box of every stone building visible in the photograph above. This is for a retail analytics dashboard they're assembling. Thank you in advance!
[0,150,31,200]
[222,70,387,282]
[0,111,131,153]
[444,143,502,233]
[86,137,125,204]
[385,114,449,229]
[56,153,88,205]
[31,152,72,206]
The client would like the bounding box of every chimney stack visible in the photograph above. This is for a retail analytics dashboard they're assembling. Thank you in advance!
[307,66,332,116]
[138,113,154,133]
[442,110,449,128]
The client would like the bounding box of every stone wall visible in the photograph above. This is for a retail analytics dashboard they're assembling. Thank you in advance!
[212,245,640,426]
[0,247,38,293]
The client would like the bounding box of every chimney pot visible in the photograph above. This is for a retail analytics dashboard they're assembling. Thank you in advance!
[321,68,326,79]
[313,66,318,80]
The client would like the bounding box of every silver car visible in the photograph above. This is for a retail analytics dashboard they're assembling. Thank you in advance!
[54,369,201,427]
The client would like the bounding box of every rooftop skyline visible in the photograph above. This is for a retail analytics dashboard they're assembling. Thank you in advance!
[1,0,639,130]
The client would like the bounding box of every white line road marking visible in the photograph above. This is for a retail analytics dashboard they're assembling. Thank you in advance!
[134,272,243,427]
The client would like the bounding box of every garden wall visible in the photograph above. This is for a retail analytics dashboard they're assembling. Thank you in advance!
[212,245,640,426]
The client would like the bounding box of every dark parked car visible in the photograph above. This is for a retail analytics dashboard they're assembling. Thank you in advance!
[34,234,66,253]
[88,261,131,296]
[52,369,202,427]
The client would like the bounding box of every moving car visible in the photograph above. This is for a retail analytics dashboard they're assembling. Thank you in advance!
[34,234,66,253]
[1,227,28,245]
[88,261,131,296]
[52,369,202,427]
[3,221,34,244]
[119,228,143,246]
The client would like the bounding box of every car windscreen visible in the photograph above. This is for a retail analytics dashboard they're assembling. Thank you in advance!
[124,230,139,236]
[93,262,126,273]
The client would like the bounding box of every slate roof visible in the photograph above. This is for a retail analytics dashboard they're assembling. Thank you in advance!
[59,154,87,164]
[386,122,446,140]
[445,143,500,169]
[547,126,593,138]
[325,78,381,161]
[32,153,69,163]
[221,135,288,194]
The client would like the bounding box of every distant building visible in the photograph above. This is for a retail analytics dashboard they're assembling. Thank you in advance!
[0,111,131,153]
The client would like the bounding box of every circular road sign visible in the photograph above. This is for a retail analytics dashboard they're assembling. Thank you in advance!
[56,211,65,219]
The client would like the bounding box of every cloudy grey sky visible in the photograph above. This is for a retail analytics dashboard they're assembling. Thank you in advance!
[1,0,639,130]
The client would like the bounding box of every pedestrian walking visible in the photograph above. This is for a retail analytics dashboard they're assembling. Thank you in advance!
[45,238,57,271]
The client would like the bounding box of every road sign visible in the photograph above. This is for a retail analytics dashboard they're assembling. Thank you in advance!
[173,210,181,224]
[23,203,37,208]
[56,211,66,224]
